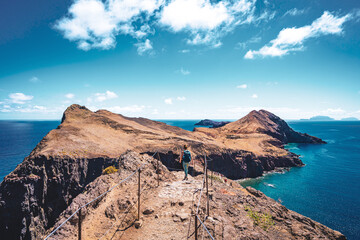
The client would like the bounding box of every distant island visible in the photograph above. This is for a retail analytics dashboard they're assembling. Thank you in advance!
[341,117,359,121]
[195,119,231,128]
[300,116,359,121]
[300,116,335,121]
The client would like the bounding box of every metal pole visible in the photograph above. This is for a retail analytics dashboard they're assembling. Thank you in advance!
[138,169,141,220]
[205,155,209,216]
[78,208,82,240]
[194,215,198,240]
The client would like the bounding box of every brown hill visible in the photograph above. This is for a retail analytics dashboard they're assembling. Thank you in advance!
[0,105,327,239]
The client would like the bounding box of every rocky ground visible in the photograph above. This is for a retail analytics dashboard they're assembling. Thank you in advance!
[45,152,345,240]
[0,105,332,239]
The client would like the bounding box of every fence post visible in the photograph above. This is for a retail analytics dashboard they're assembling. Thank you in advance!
[211,158,213,186]
[205,155,209,216]
[78,208,82,240]
[137,169,141,221]
[194,215,198,240]
[157,152,160,187]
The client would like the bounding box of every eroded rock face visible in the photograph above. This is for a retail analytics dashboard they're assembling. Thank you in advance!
[0,105,326,239]
[0,155,118,239]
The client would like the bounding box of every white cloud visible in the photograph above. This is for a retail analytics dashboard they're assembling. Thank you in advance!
[321,108,345,115]
[65,93,75,99]
[237,84,247,89]
[94,90,118,102]
[245,11,351,59]
[251,94,258,98]
[164,98,173,104]
[179,67,190,75]
[9,93,33,104]
[56,0,273,50]
[160,0,269,47]
[107,105,145,113]
[283,8,307,17]
[55,0,163,51]
[177,96,186,101]
[236,36,261,49]
[160,0,229,32]
[135,39,153,55]
[29,77,40,83]
[0,105,64,114]
[179,49,190,53]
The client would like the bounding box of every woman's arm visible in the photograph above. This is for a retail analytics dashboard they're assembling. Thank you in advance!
[180,149,183,163]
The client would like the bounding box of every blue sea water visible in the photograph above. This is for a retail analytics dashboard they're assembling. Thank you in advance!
[240,121,360,240]
[0,120,60,180]
[0,120,359,239]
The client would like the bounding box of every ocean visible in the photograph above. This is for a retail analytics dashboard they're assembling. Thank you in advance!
[0,120,359,239]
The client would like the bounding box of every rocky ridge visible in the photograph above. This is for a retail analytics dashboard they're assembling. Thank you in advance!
[0,105,328,239]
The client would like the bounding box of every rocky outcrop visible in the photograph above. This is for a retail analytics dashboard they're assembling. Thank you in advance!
[0,105,326,239]
[42,152,345,240]
[220,110,326,144]
[195,119,231,128]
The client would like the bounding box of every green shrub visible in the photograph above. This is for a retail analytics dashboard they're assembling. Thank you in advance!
[244,206,274,231]
[102,166,118,175]
[208,174,224,183]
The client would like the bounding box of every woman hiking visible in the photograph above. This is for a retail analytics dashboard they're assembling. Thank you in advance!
[180,144,191,180]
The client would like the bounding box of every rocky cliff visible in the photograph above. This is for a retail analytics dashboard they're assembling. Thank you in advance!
[195,119,231,128]
[0,105,327,239]
[44,151,345,240]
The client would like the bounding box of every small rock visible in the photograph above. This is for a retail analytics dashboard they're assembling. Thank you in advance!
[134,220,142,229]
[178,201,184,206]
[143,208,154,215]
[155,214,159,219]
[176,212,189,222]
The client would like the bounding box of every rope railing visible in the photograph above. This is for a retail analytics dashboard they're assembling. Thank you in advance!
[98,181,155,240]
[185,154,215,240]
[44,150,216,240]
[43,152,158,240]
[197,215,215,240]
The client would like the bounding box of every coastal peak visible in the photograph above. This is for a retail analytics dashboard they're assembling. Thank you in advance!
[61,104,92,123]
[222,109,325,144]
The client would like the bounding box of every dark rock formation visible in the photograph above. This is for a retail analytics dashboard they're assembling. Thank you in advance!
[0,155,118,239]
[195,119,231,128]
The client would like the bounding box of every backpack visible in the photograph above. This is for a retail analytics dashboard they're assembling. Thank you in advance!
[182,150,191,163]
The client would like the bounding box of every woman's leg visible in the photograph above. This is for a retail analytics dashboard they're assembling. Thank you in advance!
[183,161,189,178]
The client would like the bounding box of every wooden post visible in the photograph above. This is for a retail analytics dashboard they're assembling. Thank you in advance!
[78,208,82,240]
[205,155,209,216]
[194,215,198,240]
[157,152,160,187]
[211,158,213,186]
[137,169,141,220]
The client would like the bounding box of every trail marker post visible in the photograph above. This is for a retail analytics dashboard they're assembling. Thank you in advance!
[194,215,198,240]
[157,152,160,187]
[137,169,141,220]
[78,208,82,240]
[205,155,209,216]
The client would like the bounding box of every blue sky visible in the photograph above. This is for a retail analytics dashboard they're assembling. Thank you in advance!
[0,0,359,120]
